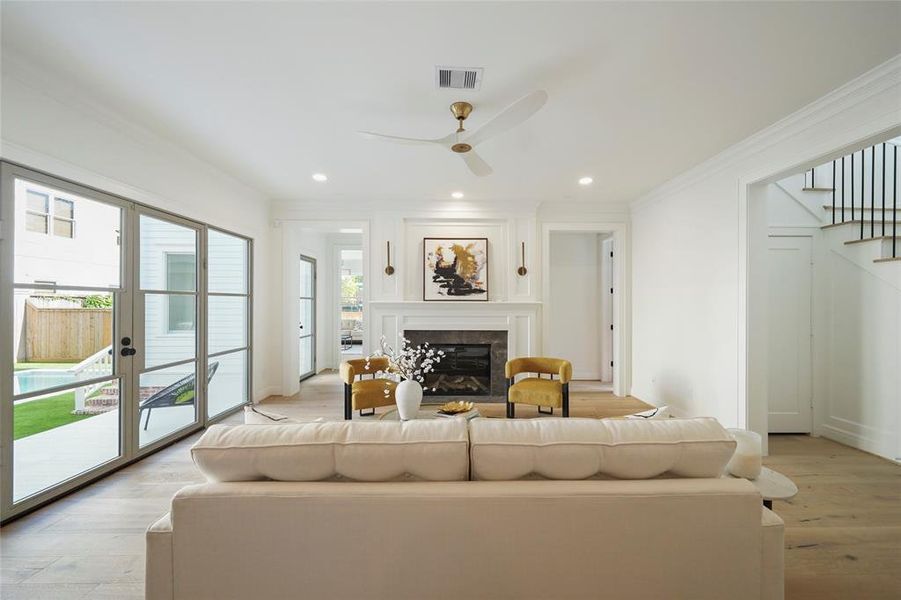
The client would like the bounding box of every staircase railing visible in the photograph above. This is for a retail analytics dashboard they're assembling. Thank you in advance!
[807,142,899,258]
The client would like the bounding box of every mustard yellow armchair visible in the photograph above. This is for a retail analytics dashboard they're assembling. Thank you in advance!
[505,357,573,418]
[340,357,397,420]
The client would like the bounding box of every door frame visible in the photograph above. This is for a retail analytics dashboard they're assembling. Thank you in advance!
[540,222,629,396]
[299,254,317,381]
[766,232,814,434]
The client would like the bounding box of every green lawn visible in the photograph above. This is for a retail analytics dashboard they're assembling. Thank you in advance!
[14,361,78,371]
[14,393,94,440]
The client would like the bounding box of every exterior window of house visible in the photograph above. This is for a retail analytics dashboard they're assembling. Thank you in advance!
[166,253,196,332]
[24,189,76,238]
[25,190,49,233]
[53,198,75,238]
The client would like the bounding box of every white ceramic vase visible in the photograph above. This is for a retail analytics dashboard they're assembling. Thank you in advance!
[395,380,423,421]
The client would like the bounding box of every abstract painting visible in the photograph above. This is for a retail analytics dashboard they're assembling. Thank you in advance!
[423,238,488,301]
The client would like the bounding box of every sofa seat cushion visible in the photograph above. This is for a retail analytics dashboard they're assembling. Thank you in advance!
[352,378,397,410]
[470,417,736,481]
[508,377,562,407]
[192,420,469,482]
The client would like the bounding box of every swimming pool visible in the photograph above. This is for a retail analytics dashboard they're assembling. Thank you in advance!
[13,369,93,396]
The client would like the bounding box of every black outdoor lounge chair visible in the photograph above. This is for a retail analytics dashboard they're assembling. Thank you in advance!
[139,362,219,430]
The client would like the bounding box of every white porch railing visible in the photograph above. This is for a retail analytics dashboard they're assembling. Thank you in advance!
[69,345,113,410]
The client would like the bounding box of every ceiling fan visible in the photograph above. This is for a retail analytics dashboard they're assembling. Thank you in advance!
[358,90,548,177]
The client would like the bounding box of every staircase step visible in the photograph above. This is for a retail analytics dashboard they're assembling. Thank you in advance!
[821,220,901,230]
[804,187,835,192]
[823,204,899,212]
[845,235,898,245]
[873,256,901,263]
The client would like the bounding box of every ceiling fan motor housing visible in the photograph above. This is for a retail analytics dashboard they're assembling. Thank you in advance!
[451,142,473,153]
[450,101,473,121]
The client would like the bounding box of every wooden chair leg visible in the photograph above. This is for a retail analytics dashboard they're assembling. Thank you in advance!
[344,384,352,420]
[562,383,570,417]
[505,378,514,418]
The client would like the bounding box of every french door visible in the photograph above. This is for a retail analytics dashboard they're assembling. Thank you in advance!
[299,255,316,381]
[1,162,251,522]
[133,208,203,449]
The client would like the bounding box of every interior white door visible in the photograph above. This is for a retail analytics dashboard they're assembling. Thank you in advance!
[767,236,813,433]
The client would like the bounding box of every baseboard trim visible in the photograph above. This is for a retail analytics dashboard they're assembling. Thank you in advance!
[253,386,281,402]
[820,423,895,462]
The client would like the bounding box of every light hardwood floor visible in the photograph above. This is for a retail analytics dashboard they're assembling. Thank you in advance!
[1,373,898,599]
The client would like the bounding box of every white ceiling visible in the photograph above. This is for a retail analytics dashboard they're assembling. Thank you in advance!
[2,2,899,206]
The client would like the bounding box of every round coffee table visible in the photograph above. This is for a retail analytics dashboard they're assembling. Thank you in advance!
[731,467,798,509]
[379,403,480,421]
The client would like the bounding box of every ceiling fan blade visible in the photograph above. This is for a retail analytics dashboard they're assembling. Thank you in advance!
[358,131,453,146]
[460,150,493,177]
[465,90,548,147]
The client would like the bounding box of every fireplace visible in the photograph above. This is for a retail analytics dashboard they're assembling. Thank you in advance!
[421,344,490,397]
[403,330,507,401]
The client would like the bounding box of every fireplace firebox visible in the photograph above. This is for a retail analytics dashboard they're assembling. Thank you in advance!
[403,330,507,401]
[422,344,491,397]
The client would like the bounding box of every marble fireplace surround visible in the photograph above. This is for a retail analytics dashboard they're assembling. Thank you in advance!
[368,301,541,401]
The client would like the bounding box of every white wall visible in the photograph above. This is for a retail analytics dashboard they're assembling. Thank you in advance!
[548,231,603,379]
[630,56,901,454]
[1,58,279,400]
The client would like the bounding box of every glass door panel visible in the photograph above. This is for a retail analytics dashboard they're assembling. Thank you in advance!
[9,174,125,505]
[299,255,316,380]
[206,228,251,419]
[136,213,200,448]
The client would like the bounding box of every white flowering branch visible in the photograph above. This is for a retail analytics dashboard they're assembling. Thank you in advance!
[366,335,444,390]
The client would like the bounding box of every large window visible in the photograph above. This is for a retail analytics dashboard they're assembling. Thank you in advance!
[1,163,253,522]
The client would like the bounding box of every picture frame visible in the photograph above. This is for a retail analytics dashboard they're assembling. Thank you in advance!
[422,237,489,301]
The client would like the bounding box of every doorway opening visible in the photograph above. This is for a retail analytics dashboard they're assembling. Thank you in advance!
[339,248,363,358]
[546,230,615,388]
[749,133,900,460]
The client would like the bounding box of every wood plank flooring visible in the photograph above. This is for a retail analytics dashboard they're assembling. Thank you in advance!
[1,373,898,599]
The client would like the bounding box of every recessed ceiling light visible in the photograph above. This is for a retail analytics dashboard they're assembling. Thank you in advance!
[451,191,464,199]
[578,176,593,186]
[339,228,363,234]
[312,173,328,182]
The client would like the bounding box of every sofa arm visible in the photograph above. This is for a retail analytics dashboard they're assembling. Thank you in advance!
[146,512,174,600]
[761,507,785,600]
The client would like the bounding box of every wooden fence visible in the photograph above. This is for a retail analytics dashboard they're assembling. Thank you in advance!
[24,301,112,361]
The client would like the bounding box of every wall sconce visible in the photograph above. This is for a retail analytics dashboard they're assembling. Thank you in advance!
[385,241,395,275]
[517,241,528,276]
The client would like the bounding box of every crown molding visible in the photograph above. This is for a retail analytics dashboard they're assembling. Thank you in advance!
[631,53,901,214]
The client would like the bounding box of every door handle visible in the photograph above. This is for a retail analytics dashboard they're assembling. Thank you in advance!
[120,347,137,357]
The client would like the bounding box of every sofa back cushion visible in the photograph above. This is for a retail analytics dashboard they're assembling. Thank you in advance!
[192,420,469,482]
[469,417,736,480]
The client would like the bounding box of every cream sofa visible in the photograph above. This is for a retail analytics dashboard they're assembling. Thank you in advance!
[146,417,784,600]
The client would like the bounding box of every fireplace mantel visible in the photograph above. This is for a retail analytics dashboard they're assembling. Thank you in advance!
[368,300,541,361]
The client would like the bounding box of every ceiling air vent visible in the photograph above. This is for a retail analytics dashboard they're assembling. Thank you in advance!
[436,66,483,90]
